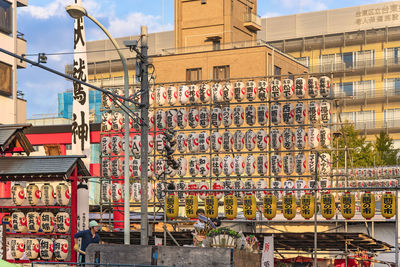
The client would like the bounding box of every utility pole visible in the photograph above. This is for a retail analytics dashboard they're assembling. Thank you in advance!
[140,25,149,246]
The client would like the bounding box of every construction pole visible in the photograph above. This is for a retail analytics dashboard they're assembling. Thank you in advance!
[140,25,149,246]
[314,152,319,267]
[396,188,399,266]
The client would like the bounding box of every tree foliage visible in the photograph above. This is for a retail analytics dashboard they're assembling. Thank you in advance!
[374,131,398,166]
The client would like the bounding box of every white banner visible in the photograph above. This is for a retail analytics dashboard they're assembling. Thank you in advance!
[71,0,91,169]
[261,236,274,267]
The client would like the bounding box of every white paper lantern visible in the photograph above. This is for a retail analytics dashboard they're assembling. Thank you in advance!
[246,80,257,101]
[211,107,222,127]
[54,239,69,261]
[256,179,267,201]
[176,181,186,200]
[41,183,55,206]
[222,107,233,127]
[295,179,306,199]
[320,101,331,123]
[199,83,211,103]
[187,132,199,153]
[258,80,268,100]
[198,132,210,152]
[222,131,233,151]
[212,156,223,176]
[308,77,319,97]
[212,179,224,199]
[102,158,112,177]
[101,111,113,132]
[178,85,190,105]
[244,179,255,195]
[223,156,234,176]
[319,76,331,97]
[257,104,268,125]
[245,105,256,126]
[271,154,282,175]
[245,130,256,151]
[188,108,199,128]
[308,101,320,124]
[270,128,282,150]
[177,133,187,153]
[295,153,307,175]
[186,180,198,197]
[10,238,25,259]
[111,135,122,155]
[233,130,245,151]
[156,182,166,200]
[308,127,320,149]
[295,102,307,124]
[223,179,233,196]
[56,183,70,206]
[11,212,27,233]
[320,127,331,148]
[101,136,111,155]
[156,110,167,130]
[148,110,155,130]
[199,156,210,177]
[222,82,234,101]
[156,86,167,106]
[167,86,178,105]
[188,157,199,177]
[234,155,245,176]
[166,162,177,178]
[282,102,295,124]
[11,184,25,206]
[282,128,295,150]
[233,106,245,126]
[283,79,294,99]
[295,77,306,98]
[40,212,55,233]
[270,79,282,99]
[212,83,223,102]
[177,108,188,129]
[111,183,122,202]
[271,103,282,125]
[211,131,222,152]
[155,133,165,154]
[234,81,246,101]
[39,238,54,260]
[256,130,268,151]
[131,110,141,131]
[257,155,268,175]
[198,180,209,200]
[177,157,187,177]
[189,84,200,104]
[283,154,294,175]
[26,211,41,233]
[112,112,124,131]
[233,179,244,200]
[283,179,295,195]
[246,155,256,175]
[25,238,39,260]
[199,107,210,128]
[131,159,141,178]
[132,183,141,202]
[308,153,319,174]
[55,212,70,233]
[319,153,331,175]
[166,109,178,129]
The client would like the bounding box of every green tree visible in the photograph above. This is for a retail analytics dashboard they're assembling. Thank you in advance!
[374,131,398,166]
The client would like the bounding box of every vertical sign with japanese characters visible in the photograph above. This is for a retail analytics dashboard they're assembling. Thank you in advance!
[261,236,274,267]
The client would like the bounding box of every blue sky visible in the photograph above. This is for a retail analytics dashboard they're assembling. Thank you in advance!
[17,0,389,118]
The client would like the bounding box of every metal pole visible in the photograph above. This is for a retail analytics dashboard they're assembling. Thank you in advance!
[314,152,319,267]
[396,188,399,266]
[140,26,149,246]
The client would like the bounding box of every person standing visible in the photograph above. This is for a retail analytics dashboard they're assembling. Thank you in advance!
[74,220,100,264]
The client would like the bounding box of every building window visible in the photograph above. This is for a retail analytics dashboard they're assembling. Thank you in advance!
[66,144,72,150]
[201,0,206,4]
[296,57,310,67]
[213,65,230,80]
[355,111,375,130]
[274,65,281,77]
[384,109,400,128]
[355,50,374,68]
[186,68,202,82]
[385,47,399,64]
[0,0,11,35]
[213,40,220,51]
[384,78,400,96]
[354,80,374,98]
[288,72,294,80]
[91,144,100,164]
[0,61,12,96]
[342,52,353,69]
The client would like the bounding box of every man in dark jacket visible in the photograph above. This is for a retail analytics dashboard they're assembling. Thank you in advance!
[74,220,100,264]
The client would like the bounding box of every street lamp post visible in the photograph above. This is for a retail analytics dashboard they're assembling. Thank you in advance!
[66,4,131,245]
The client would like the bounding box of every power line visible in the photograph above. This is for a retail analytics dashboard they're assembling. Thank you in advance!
[24,46,133,57]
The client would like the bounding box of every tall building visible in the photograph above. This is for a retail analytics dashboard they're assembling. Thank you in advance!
[0,0,27,124]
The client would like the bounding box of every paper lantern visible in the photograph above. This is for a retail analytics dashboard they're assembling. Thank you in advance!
[186,180,198,197]
[243,195,257,220]
[320,101,331,123]
[283,154,294,175]
[256,80,268,100]
[131,159,141,178]
[10,238,25,259]
[25,238,39,260]
[211,107,222,127]
[166,195,179,219]
[257,155,268,175]
[308,77,319,97]
[272,180,282,200]
[295,102,307,124]
[294,127,306,149]
[222,82,234,101]
[111,135,122,155]
[11,212,27,233]
[308,153,319,174]
[246,155,256,176]
[308,127,320,149]
[212,156,223,176]
[187,132,199,153]
[223,155,234,176]
[234,155,245,176]
[244,179,255,196]
[156,86,167,106]
[319,153,331,175]
[256,130,268,151]
[56,183,70,206]
[156,110,167,130]
[283,193,296,220]
[199,107,210,128]
[156,182,166,200]
[263,194,277,220]
[233,106,245,126]
[234,179,245,200]
[295,179,307,199]
[101,111,112,132]
[282,128,294,150]
[361,192,375,220]
[270,128,282,150]
[234,81,246,101]
[131,110,141,131]
[177,108,188,129]
[199,156,210,177]
[176,180,187,201]
[283,179,295,195]
[26,184,41,206]
[39,238,54,260]
[167,86,178,105]
[271,103,281,125]
[198,180,209,200]
[381,192,396,219]
[255,179,267,201]
[112,112,124,131]
[321,193,335,220]
[308,101,320,124]
[188,108,199,128]
[282,103,295,124]
[131,134,141,155]
[341,192,355,220]
[212,179,224,200]
[176,158,187,178]
[198,132,210,152]
[212,83,223,102]
[189,84,200,104]
[271,154,282,175]
[244,130,256,151]
[111,158,122,178]
[320,76,331,97]
[199,83,211,103]
[223,179,233,196]
[178,85,189,105]
[188,157,199,177]
[26,211,41,233]
[320,127,331,148]
[283,78,294,98]
[246,80,257,101]
[101,181,111,202]
[185,195,198,219]
[54,239,69,261]
[222,107,233,127]
[233,130,245,151]
[111,182,123,202]
[211,131,222,152]
[176,133,187,153]
[55,212,70,234]
[257,104,269,125]
[224,195,238,220]
[245,105,256,126]
[101,136,111,155]
[40,183,55,206]
[295,77,306,98]
[295,153,307,175]
[40,212,55,233]
[11,184,25,206]
[300,194,315,220]
[222,131,233,151]
[148,110,155,130]
[166,109,178,129]
[270,79,282,99]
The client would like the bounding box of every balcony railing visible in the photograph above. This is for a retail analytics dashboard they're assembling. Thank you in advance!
[332,119,400,133]
[244,12,262,30]
[309,58,400,74]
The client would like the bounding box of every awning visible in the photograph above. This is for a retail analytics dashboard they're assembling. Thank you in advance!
[0,124,34,155]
